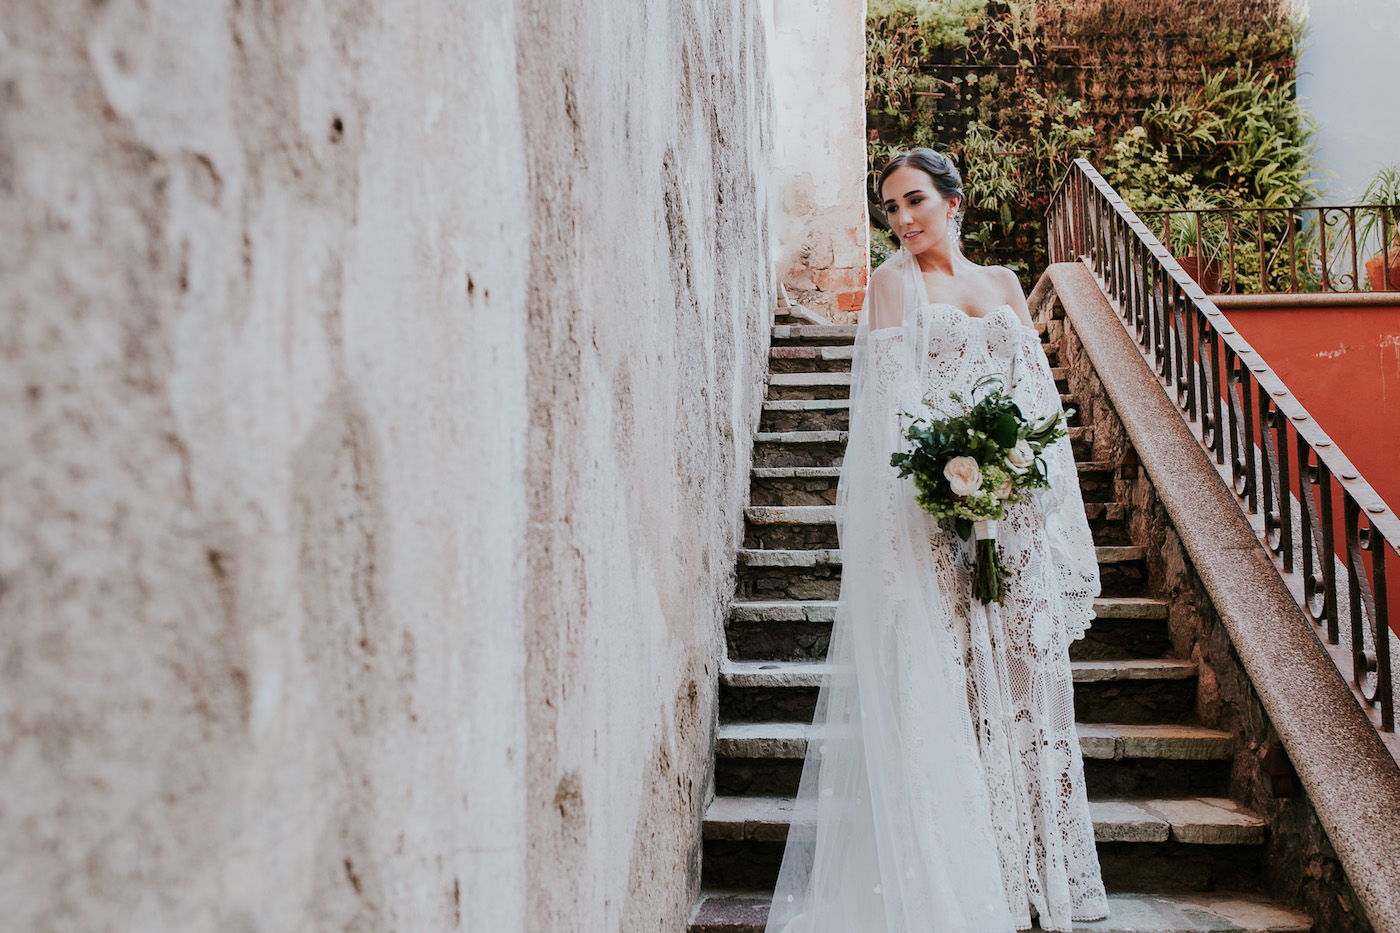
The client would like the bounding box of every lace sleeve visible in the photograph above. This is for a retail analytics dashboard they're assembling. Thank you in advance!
[1012,326,1100,642]
[866,328,906,424]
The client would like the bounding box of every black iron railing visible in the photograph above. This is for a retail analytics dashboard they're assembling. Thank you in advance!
[1135,204,1400,295]
[1047,158,1396,738]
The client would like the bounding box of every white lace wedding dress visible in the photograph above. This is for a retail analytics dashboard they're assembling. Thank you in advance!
[765,248,1108,933]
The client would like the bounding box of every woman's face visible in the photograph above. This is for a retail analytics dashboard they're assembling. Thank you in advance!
[881,164,958,255]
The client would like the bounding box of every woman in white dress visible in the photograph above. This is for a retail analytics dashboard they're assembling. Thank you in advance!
[765,149,1108,933]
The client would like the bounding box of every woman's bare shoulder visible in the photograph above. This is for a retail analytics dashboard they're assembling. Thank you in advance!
[987,265,1034,327]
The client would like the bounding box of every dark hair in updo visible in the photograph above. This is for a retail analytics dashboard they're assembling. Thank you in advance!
[877,148,965,209]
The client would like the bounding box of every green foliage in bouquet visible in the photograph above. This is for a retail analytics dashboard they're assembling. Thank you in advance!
[889,374,1069,540]
[889,374,1071,604]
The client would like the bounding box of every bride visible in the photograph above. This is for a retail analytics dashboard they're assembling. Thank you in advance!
[764,149,1108,933]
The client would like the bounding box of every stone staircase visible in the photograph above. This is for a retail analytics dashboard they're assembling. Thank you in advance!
[687,310,1314,932]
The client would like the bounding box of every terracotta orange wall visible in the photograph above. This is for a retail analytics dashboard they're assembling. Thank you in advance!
[1224,301,1400,641]
[1225,302,1400,513]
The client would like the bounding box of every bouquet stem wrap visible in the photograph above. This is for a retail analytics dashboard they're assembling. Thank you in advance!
[971,519,1009,605]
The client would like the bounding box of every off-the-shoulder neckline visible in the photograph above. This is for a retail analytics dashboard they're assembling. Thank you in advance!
[927,301,1015,321]
[869,302,1036,335]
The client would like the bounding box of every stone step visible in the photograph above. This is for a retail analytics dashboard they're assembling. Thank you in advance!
[749,459,1120,507]
[759,398,850,433]
[699,796,1270,892]
[748,460,1113,479]
[761,399,851,412]
[751,466,844,479]
[1078,459,1120,503]
[764,371,851,401]
[719,656,1197,725]
[729,595,1167,624]
[768,345,854,374]
[714,718,1230,799]
[742,506,836,549]
[751,430,848,446]
[1070,425,1095,459]
[770,323,856,345]
[725,595,1171,664]
[735,534,1145,590]
[751,432,847,470]
[766,373,852,388]
[715,721,1231,762]
[720,657,1194,691]
[702,795,1266,846]
[748,466,841,507]
[1079,459,1118,473]
[740,517,1142,561]
[1085,502,1131,544]
[742,506,837,527]
[735,524,1136,598]
[735,548,843,602]
[689,891,1310,933]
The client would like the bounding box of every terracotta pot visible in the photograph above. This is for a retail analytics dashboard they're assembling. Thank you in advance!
[1365,244,1400,292]
[1176,254,1222,295]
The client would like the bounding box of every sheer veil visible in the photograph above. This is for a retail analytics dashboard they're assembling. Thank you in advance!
[764,246,1017,933]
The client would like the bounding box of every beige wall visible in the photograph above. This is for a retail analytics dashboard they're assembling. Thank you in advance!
[767,0,870,321]
[0,2,773,931]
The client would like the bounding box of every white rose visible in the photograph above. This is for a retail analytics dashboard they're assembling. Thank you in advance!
[1005,439,1035,475]
[943,456,983,497]
[994,475,1015,499]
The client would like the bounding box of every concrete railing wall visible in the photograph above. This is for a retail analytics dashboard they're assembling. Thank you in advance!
[0,3,775,930]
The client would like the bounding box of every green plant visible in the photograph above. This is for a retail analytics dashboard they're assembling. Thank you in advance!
[870,221,898,268]
[1358,164,1400,255]
[868,0,989,48]
[865,0,1307,285]
[1162,196,1232,263]
[961,121,1023,235]
[1101,127,1202,213]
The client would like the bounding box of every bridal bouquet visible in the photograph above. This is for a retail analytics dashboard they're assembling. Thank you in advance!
[890,374,1071,604]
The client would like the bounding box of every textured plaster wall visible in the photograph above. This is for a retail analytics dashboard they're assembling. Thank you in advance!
[767,0,869,321]
[0,3,772,932]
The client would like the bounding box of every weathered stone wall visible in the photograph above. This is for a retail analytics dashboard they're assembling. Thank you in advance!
[0,3,773,931]
[766,0,870,322]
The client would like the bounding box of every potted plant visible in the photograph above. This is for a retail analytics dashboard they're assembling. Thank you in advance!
[1358,164,1400,292]
[1163,194,1229,294]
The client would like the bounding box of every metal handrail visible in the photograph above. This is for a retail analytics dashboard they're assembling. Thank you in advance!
[1047,158,1396,738]
[1134,204,1400,295]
